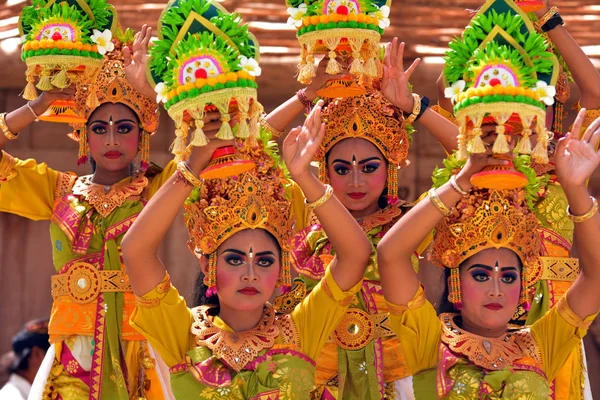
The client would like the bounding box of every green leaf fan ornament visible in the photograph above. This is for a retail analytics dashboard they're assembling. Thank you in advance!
[148,0,263,161]
[443,0,559,164]
[19,0,117,104]
[286,0,391,85]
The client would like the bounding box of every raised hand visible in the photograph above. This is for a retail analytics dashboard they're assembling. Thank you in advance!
[123,25,155,100]
[305,57,348,101]
[282,100,325,179]
[382,38,421,113]
[31,87,75,114]
[555,109,600,188]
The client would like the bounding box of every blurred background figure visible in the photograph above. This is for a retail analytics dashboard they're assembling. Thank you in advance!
[0,319,49,400]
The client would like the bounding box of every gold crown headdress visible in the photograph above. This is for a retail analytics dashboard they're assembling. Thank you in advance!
[318,90,411,203]
[19,0,118,124]
[443,0,559,164]
[429,189,543,310]
[184,134,295,295]
[70,29,159,168]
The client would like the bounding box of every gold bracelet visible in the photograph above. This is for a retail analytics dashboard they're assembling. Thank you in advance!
[305,184,334,212]
[567,196,598,223]
[176,161,204,188]
[535,6,558,29]
[0,113,18,140]
[258,114,285,138]
[405,93,422,125]
[428,188,450,216]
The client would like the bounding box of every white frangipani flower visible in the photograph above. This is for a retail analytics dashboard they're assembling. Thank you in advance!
[369,5,390,29]
[154,82,168,104]
[444,80,466,104]
[90,29,114,55]
[287,4,308,27]
[535,81,556,106]
[238,56,262,77]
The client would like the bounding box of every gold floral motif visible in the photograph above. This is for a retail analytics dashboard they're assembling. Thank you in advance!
[273,281,307,315]
[191,304,280,372]
[66,359,79,375]
[54,171,77,198]
[440,313,542,371]
[72,174,148,217]
[535,184,573,244]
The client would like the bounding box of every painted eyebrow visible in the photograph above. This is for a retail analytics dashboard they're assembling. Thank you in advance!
[467,264,519,272]
[331,156,383,165]
[255,251,276,257]
[90,119,136,124]
[220,249,245,256]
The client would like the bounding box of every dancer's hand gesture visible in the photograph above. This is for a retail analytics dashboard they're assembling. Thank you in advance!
[382,38,420,113]
[124,25,155,100]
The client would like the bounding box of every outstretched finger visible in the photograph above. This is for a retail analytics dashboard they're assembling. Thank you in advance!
[570,108,587,140]
[389,38,399,69]
[283,126,302,149]
[555,134,570,158]
[395,41,406,71]
[405,57,421,81]
[383,42,392,68]
[123,46,132,67]
[141,26,152,48]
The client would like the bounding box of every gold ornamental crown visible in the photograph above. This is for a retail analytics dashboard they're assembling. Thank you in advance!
[318,90,409,165]
[71,29,159,136]
[429,189,542,287]
[317,90,410,203]
[184,138,295,257]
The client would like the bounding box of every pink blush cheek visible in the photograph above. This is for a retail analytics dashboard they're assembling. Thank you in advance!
[215,267,239,297]
[365,168,387,194]
[460,277,485,310]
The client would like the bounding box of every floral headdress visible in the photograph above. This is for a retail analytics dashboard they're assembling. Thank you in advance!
[70,29,159,168]
[317,90,412,204]
[443,0,559,164]
[148,0,263,161]
[19,0,118,122]
[184,131,295,295]
[286,0,391,90]
[429,153,545,310]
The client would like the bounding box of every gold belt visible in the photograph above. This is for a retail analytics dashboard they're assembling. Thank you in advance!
[540,257,579,282]
[51,262,132,303]
[332,308,394,351]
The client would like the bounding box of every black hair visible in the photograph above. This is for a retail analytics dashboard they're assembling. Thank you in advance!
[191,229,282,315]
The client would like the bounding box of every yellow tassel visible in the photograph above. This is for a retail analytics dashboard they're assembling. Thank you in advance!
[349,55,364,75]
[190,125,208,146]
[23,80,38,101]
[531,140,549,164]
[86,89,100,108]
[171,135,187,157]
[492,133,510,154]
[37,74,54,91]
[326,51,342,75]
[470,135,487,153]
[51,68,69,89]
[364,57,378,77]
[457,145,469,160]
[237,119,250,138]
[516,129,533,154]
[216,115,234,140]
[299,60,316,84]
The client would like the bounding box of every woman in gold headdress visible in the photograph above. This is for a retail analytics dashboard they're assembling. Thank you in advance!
[121,95,373,398]
[0,27,172,399]
[376,110,600,398]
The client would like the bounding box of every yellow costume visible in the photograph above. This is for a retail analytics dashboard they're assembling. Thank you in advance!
[131,269,360,399]
[0,27,170,400]
[387,286,597,399]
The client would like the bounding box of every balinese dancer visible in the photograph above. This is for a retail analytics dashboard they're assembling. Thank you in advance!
[122,99,373,398]
[0,26,173,399]
[438,0,595,396]
[377,110,600,398]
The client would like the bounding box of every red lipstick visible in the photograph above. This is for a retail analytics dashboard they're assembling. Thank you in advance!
[238,287,259,296]
[104,151,123,159]
[484,303,503,311]
[348,192,366,199]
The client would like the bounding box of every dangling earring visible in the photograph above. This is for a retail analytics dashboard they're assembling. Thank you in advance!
[387,163,399,205]
[204,253,218,297]
[448,268,462,311]
[280,251,292,293]
[139,130,150,171]
[78,130,89,165]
